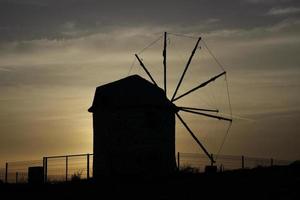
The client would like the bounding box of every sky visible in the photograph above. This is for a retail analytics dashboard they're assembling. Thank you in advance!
[0,0,300,166]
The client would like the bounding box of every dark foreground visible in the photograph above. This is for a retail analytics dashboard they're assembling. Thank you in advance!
[1,164,299,200]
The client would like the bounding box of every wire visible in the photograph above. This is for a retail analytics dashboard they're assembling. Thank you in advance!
[225,74,233,117]
[168,32,199,39]
[218,112,255,122]
[136,35,163,55]
[215,122,232,161]
[168,34,193,97]
[214,76,233,160]
[213,76,232,161]
[201,39,233,160]
[202,39,225,72]
[126,56,136,76]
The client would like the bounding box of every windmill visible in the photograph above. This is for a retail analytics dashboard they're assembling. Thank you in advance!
[133,32,233,164]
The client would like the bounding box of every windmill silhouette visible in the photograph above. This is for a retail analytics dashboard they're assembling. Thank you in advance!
[89,32,233,178]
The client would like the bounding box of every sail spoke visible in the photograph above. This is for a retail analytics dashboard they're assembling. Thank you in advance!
[176,113,214,163]
[179,108,233,122]
[135,54,158,86]
[163,32,167,95]
[171,37,201,101]
[173,71,226,102]
[178,106,219,113]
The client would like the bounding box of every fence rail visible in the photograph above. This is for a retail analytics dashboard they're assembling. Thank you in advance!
[1,152,292,184]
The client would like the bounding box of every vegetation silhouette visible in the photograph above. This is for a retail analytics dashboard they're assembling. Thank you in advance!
[0,163,299,199]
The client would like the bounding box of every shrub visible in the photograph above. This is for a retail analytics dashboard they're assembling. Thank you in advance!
[71,170,82,182]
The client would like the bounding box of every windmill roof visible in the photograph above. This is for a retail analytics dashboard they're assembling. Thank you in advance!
[88,74,171,112]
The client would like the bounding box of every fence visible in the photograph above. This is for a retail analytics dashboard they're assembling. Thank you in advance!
[2,152,292,183]
[0,168,5,183]
[177,153,291,172]
[2,160,43,184]
[43,153,93,183]
[2,154,92,184]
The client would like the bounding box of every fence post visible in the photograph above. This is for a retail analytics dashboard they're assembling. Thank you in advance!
[177,152,180,171]
[43,157,48,183]
[242,156,245,169]
[87,154,90,179]
[66,156,68,182]
[5,162,8,184]
[270,158,274,167]
[15,172,18,184]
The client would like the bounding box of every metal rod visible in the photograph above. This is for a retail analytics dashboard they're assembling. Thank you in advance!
[171,37,201,101]
[176,113,215,163]
[173,71,226,102]
[45,153,94,159]
[180,108,233,122]
[242,156,245,169]
[135,54,158,86]
[177,152,180,171]
[178,106,219,113]
[43,157,45,183]
[163,32,167,95]
[66,156,68,182]
[5,163,8,183]
[16,172,18,184]
[87,154,90,179]
[44,157,48,183]
[271,158,274,166]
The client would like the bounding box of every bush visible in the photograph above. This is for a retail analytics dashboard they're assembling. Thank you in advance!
[71,170,82,182]
[180,165,199,173]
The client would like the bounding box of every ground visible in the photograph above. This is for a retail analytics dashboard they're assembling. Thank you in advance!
[1,164,299,200]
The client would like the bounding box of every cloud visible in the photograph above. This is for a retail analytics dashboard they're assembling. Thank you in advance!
[204,17,300,42]
[0,16,299,88]
[267,7,300,15]
[267,18,300,31]
[245,0,292,4]
[0,0,299,42]
[244,107,300,120]
[0,67,12,72]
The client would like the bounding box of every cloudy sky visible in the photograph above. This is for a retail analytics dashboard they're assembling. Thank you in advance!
[0,0,300,165]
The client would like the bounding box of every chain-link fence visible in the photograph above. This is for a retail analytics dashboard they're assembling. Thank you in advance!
[2,152,292,183]
[44,154,93,183]
[3,154,92,184]
[0,168,5,183]
[3,160,43,183]
[177,152,292,172]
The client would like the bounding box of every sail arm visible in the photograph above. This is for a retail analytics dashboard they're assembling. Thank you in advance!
[163,32,167,95]
[135,54,158,86]
[179,108,233,122]
[178,106,219,113]
[173,71,226,102]
[171,37,201,101]
[176,113,214,163]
